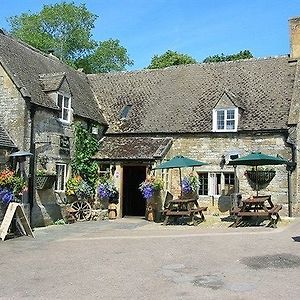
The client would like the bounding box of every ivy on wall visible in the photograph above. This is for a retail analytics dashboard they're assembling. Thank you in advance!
[71,122,99,188]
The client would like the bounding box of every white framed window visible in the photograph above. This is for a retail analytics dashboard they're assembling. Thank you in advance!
[213,108,238,132]
[57,93,72,123]
[55,163,67,191]
[198,172,235,196]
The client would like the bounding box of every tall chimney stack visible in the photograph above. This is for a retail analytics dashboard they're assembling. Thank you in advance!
[289,17,300,59]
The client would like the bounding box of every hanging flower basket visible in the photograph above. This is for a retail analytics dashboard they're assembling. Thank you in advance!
[36,175,56,190]
[245,170,276,185]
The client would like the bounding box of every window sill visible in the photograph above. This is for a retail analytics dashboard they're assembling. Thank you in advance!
[58,118,71,126]
[212,129,237,133]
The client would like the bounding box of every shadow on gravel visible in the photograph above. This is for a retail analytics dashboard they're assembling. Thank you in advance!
[292,236,300,242]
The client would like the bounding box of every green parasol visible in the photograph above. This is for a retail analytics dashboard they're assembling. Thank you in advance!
[154,155,208,196]
[228,152,288,196]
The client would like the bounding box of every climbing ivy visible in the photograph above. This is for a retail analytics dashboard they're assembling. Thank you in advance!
[71,122,99,188]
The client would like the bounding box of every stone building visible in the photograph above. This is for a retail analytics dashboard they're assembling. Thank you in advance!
[0,30,107,226]
[1,17,300,225]
[89,17,300,218]
[0,124,17,165]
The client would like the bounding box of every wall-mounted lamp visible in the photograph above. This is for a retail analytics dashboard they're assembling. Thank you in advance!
[220,155,226,169]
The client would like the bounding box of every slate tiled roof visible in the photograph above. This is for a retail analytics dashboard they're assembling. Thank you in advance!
[88,57,296,133]
[93,137,172,160]
[0,125,16,149]
[0,31,106,125]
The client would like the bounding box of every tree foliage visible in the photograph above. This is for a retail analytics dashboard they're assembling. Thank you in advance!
[75,39,133,73]
[147,50,197,69]
[8,2,133,73]
[203,50,253,63]
[71,122,99,188]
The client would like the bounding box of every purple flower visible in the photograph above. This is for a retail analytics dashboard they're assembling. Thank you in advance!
[142,185,154,200]
[98,181,118,202]
[0,187,14,204]
[182,178,192,194]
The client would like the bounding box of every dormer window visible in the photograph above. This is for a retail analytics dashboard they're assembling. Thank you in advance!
[213,108,238,132]
[57,93,72,123]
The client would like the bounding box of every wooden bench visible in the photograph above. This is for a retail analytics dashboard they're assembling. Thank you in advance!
[237,211,269,217]
[267,204,282,228]
[230,207,241,215]
[163,206,207,225]
[233,204,282,228]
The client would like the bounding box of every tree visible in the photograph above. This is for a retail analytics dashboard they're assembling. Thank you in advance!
[147,50,197,69]
[75,39,133,73]
[203,50,253,63]
[8,2,133,73]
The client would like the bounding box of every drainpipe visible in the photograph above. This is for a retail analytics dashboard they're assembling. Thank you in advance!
[285,131,297,217]
[28,104,36,226]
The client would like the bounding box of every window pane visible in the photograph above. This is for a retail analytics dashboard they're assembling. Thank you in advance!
[64,97,69,108]
[198,173,208,195]
[226,120,235,129]
[217,111,224,129]
[55,164,66,191]
[227,109,235,119]
[57,94,63,108]
[63,108,69,121]
[224,173,235,195]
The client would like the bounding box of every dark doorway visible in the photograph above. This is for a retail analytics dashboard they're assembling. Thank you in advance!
[123,165,146,217]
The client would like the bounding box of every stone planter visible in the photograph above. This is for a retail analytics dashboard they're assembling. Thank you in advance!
[36,175,56,190]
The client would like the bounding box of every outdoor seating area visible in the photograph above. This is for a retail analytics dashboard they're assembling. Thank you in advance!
[231,195,282,228]
[162,198,207,226]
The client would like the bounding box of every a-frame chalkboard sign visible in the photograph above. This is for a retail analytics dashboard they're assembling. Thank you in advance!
[0,202,34,241]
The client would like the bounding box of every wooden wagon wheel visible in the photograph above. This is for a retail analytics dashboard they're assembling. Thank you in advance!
[70,200,92,221]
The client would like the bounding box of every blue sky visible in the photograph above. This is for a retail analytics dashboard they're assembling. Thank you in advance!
[0,0,299,70]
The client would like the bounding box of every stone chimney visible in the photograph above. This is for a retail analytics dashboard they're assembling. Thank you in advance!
[289,17,300,59]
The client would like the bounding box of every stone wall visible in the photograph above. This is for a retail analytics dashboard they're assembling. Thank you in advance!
[0,65,106,226]
[0,65,30,151]
[161,132,293,215]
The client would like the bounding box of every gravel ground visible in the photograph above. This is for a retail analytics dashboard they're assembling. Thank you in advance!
[0,216,299,299]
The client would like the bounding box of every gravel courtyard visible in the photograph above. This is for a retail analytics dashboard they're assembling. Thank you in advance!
[0,217,300,299]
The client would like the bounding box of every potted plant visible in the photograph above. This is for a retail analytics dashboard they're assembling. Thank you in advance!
[66,176,94,201]
[97,176,119,219]
[181,173,199,198]
[36,169,57,190]
[244,167,276,190]
[139,175,164,221]
[0,168,26,220]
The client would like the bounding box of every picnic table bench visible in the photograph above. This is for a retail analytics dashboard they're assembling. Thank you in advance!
[231,195,282,228]
[163,198,207,226]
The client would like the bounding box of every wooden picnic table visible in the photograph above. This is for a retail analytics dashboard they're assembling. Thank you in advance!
[232,195,282,228]
[163,198,207,226]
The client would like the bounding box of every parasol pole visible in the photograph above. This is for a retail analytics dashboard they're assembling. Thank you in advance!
[256,165,259,197]
[179,168,183,197]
